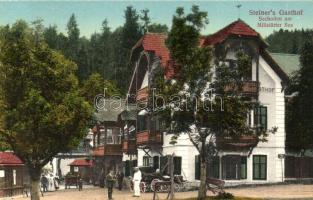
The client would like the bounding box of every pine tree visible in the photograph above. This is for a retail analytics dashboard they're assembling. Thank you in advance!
[66,14,80,60]
[286,41,313,151]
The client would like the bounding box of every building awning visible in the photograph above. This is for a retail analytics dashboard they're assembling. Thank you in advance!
[69,159,93,167]
[0,152,24,166]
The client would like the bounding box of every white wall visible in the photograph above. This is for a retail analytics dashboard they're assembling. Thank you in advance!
[163,133,199,181]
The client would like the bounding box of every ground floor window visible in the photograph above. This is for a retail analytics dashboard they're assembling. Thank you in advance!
[195,156,220,180]
[143,156,150,166]
[124,160,137,177]
[173,157,182,175]
[222,155,247,180]
[253,155,267,180]
[160,155,182,175]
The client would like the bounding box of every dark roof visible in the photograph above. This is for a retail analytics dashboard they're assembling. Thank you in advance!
[120,104,137,121]
[94,99,126,122]
[0,152,23,166]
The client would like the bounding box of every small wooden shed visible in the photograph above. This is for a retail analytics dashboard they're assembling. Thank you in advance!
[0,152,26,197]
[69,159,93,183]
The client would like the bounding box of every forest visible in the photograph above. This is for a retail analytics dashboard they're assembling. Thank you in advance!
[20,5,313,95]
[39,6,168,93]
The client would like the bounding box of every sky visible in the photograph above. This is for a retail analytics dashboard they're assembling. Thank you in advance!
[0,1,312,38]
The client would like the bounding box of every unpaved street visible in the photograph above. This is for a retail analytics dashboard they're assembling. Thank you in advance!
[3,184,313,200]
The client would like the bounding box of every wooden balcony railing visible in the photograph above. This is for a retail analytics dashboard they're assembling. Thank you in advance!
[216,135,258,150]
[92,144,122,156]
[136,130,162,145]
[122,140,137,154]
[136,87,149,102]
[224,81,259,97]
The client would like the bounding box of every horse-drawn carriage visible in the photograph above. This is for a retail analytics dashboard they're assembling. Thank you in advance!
[133,166,189,193]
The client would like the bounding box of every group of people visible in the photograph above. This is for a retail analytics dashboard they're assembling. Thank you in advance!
[40,174,59,192]
[106,167,142,200]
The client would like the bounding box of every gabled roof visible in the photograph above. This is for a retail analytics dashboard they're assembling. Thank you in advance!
[0,152,23,166]
[131,33,175,79]
[132,33,170,67]
[129,20,288,87]
[203,19,266,46]
[69,159,93,167]
[94,99,126,122]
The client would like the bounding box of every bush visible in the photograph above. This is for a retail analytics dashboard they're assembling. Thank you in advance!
[214,192,234,199]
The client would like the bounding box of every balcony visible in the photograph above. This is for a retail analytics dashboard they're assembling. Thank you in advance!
[136,130,162,146]
[122,139,137,154]
[216,135,258,151]
[137,87,149,102]
[224,81,259,97]
[92,144,122,156]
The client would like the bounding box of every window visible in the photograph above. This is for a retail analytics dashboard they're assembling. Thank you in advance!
[106,129,113,144]
[173,157,182,175]
[13,170,16,185]
[253,155,267,180]
[207,156,220,179]
[196,156,220,180]
[138,115,148,132]
[241,157,247,179]
[254,106,267,130]
[143,156,150,166]
[222,155,247,180]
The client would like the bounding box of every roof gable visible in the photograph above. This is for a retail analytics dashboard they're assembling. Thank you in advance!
[203,19,264,46]
[0,152,23,166]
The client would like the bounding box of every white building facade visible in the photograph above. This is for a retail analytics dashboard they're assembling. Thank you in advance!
[124,20,290,185]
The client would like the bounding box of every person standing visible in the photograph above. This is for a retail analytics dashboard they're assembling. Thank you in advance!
[117,171,124,191]
[40,175,48,192]
[132,167,142,197]
[106,170,116,200]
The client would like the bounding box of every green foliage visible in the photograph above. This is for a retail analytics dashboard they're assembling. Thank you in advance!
[215,192,234,199]
[266,28,313,54]
[80,73,121,105]
[0,20,92,177]
[148,23,169,33]
[286,41,313,151]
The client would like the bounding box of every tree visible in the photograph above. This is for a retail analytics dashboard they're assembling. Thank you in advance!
[140,9,150,33]
[148,23,168,33]
[0,21,92,200]
[286,41,313,152]
[117,6,143,92]
[66,14,80,60]
[80,73,121,105]
[151,6,272,199]
[44,25,59,49]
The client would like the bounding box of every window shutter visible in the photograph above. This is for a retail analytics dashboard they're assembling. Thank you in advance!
[160,156,168,175]
[153,156,159,170]
[195,155,200,180]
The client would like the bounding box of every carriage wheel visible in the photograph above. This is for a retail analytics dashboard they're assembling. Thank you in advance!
[150,179,160,192]
[174,183,181,192]
[140,182,146,193]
